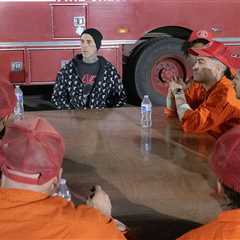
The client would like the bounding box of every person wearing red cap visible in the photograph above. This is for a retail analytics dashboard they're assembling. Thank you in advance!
[189,29,213,48]
[166,41,240,138]
[0,80,16,139]
[0,117,126,240]
[177,125,240,240]
[51,28,127,110]
[165,30,213,118]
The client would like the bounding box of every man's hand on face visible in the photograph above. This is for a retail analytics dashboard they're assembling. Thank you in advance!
[166,76,186,109]
[170,76,193,94]
[86,185,112,217]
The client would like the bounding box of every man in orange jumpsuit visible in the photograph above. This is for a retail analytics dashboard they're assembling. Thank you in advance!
[0,117,126,240]
[0,80,16,139]
[177,125,240,240]
[166,41,240,138]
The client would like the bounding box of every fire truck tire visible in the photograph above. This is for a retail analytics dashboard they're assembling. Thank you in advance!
[125,39,160,105]
[134,37,186,106]
[130,38,160,62]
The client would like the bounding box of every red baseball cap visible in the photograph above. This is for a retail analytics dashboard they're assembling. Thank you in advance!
[0,117,65,185]
[189,30,213,43]
[189,41,240,69]
[210,126,240,193]
[0,80,16,118]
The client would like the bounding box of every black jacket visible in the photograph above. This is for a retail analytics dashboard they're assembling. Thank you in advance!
[51,55,127,109]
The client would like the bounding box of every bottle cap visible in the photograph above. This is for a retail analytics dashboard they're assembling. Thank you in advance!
[60,178,66,184]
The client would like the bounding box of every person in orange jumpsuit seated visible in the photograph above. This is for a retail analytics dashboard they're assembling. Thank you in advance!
[0,80,16,139]
[166,41,240,138]
[177,125,240,240]
[0,117,126,240]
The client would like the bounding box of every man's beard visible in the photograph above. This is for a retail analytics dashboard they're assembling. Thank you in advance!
[193,75,204,83]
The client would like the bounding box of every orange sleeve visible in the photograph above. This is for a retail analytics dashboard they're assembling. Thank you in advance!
[164,83,204,118]
[73,205,126,240]
[176,218,227,240]
[185,83,206,110]
[181,83,231,134]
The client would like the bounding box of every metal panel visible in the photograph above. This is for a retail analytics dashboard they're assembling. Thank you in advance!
[0,1,240,42]
[87,1,240,40]
[0,40,136,47]
[0,49,25,83]
[28,48,73,83]
[0,3,52,42]
[51,4,87,39]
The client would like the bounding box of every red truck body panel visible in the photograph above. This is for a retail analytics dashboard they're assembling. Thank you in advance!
[0,0,239,85]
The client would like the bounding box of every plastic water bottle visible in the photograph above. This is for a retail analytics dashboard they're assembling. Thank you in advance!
[14,85,24,120]
[141,95,152,128]
[141,128,152,153]
[140,127,152,161]
[57,178,71,201]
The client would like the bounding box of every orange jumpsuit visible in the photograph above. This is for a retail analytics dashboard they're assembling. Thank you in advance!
[0,188,126,240]
[177,209,240,240]
[166,77,240,138]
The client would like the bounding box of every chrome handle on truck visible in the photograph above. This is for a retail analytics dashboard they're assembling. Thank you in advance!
[11,61,23,72]
[73,16,86,35]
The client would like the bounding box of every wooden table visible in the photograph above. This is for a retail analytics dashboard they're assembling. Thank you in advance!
[26,107,221,239]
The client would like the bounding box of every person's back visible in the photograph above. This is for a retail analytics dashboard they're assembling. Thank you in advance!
[0,117,126,240]
[0,188,124,239]
[178,209,240,240]
[178,125,240,240]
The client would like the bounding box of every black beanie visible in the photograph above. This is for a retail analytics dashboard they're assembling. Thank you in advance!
[81,28,103,50]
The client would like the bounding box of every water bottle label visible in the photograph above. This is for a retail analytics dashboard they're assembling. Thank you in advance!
[15,97,23,106]
[14,92,24,120]
[141,105,151,112]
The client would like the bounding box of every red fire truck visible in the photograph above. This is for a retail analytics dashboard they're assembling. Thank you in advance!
[0,0,239,105]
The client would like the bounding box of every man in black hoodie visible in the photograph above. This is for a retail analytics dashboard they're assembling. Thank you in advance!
[51,28,127,109]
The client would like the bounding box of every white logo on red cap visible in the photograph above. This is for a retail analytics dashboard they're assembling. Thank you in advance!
[197,30,209,39]
[231,53,240,59]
